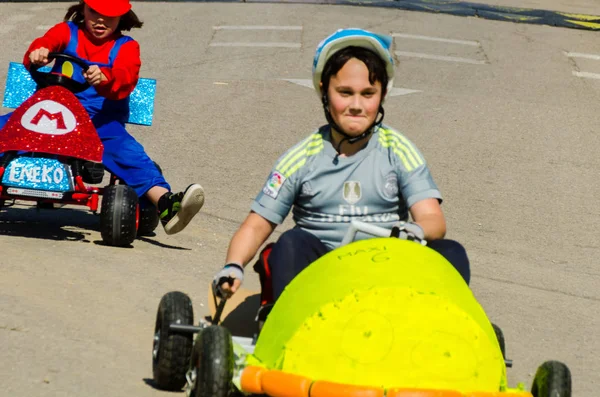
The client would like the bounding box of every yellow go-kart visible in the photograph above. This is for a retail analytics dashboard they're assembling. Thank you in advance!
[151,220,571,397]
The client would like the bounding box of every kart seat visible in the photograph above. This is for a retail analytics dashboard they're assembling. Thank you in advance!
[252,243,276,332]
[2,62,157,126]
[253,242,275,307]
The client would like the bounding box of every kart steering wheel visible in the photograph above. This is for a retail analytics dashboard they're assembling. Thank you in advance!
[29,52,91,94]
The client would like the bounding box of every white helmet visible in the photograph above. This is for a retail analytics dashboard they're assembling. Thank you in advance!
[312,28,395,98]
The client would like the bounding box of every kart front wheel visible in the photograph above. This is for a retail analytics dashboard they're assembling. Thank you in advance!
[531,360,571,397]
[189,325,234,397]
[153,291,195,391]
[100,184,138,246]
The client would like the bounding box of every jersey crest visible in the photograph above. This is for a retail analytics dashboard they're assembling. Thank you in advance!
[343,181,362,205]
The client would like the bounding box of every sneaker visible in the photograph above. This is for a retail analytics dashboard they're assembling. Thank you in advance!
[158,184,205,235]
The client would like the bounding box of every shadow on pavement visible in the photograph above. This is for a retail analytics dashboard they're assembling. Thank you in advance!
[142,378,182,392]
[0,205,97,242]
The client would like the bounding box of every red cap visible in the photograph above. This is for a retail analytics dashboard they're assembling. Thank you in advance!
[84,0,131,17]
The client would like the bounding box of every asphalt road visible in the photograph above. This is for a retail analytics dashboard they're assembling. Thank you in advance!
[0,2,598,397]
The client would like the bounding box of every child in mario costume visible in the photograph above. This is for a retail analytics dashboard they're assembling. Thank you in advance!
[0,0,205,235]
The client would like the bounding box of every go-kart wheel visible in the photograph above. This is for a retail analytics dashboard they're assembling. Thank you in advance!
[137,161,163,236]
[153,291,195,391]
[138,203,159,236]
[189,325,234,397]
[491,323,506,359]
[36,202,55,210]
[531,360,571,397]
[100,184,138,247]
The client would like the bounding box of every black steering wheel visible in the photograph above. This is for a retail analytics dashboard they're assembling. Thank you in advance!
[29,52,91,94]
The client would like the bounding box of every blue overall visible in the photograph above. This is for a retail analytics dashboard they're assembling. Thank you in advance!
[0,21,169,203]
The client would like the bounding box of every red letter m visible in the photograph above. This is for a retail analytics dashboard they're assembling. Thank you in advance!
[30,109,67,130]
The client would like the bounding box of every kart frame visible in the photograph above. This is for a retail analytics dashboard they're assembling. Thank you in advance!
[157,220,517,397]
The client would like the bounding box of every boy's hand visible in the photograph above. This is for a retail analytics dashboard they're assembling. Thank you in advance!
[390,221,427,245]
[83,65,107,86]
[29,47,50,66]
[213,264,244,299]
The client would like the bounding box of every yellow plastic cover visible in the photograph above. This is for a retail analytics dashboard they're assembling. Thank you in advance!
[253,238,506,392]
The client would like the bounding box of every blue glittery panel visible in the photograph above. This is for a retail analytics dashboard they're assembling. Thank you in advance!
[2,62,156,126]
[129,78,156,126]
[3,62,50,109]
[2,157,73,192]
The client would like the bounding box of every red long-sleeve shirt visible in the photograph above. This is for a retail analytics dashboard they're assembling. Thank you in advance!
[24,22,141,100]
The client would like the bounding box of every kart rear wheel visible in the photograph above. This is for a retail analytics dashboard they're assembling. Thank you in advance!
[153,291,195,391]
[491,323,506,359]
[531,360,571,397]
[189,325,234,397]
[100,184,138,247]
[137,161,163,236]
[138,201,159,236]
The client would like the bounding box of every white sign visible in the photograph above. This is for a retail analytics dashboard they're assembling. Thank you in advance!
[7,161,65,185]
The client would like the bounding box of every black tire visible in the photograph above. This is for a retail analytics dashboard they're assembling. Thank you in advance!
[190,325,234,397]
[491,323,506,359]
[137,161,162,236]
[531,361,571,397]
[99,184,138,247]
[153,291,195,391]
[36,202,55,210]
[138,204,159,236]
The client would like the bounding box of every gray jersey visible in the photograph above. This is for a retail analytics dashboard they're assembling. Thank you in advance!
[251,124,442,250]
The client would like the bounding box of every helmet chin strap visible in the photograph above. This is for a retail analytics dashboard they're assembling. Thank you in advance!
[322,94,385,157]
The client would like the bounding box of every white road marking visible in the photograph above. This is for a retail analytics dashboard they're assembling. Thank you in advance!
[281,79,313,89]
[210,42,301,48]
[388,87,422,96]
[392,33,480,46]
[395,51,487,65]
[8,14,34,22]
[213,25,302,30]
[572,71,600,80]
[565,52,600,61]
[211,25,302,48]
[281,79,421,97]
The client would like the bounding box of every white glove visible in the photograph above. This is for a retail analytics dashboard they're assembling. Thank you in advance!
[390,221,426,245]
[212,263,244,299]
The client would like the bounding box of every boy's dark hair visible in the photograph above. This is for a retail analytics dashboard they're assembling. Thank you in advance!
[320,46,389,99]
[64,1,143,31]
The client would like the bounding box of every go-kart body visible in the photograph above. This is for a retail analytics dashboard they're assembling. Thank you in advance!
[0,83,104,206]
[0,56,159,246]
[152,221,570,397]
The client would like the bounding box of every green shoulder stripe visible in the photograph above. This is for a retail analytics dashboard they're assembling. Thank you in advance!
[378,128,424,172]
[276,133,324,178]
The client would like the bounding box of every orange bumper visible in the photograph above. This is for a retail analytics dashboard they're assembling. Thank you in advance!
[240,366,532,397]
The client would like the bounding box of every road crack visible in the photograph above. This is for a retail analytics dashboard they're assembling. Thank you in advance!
[0,324,26,332]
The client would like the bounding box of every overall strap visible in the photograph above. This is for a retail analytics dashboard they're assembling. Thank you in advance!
[63,21,80,56]
[108,35,134,65]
